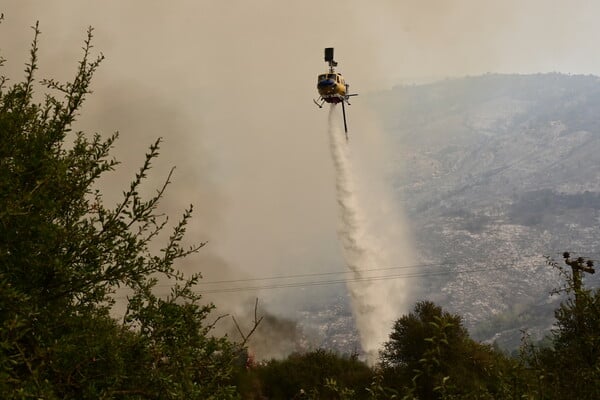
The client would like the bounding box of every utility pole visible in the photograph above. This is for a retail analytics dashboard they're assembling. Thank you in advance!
[563,252,595,299]
[562,251,595,331]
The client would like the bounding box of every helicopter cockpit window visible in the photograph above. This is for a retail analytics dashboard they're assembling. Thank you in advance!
[318,74,327,81]
[327,74,337,80]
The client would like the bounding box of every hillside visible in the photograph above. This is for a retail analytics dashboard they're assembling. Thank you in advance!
[367,74,600,347]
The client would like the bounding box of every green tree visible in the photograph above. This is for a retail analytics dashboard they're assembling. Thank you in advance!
[244,349,373,400]
[380,301,514,399]
[521,258,600,399]
[0,23,241,399]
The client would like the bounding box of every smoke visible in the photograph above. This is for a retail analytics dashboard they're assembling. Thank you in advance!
[327,105,413,362]
[222,309,309,362]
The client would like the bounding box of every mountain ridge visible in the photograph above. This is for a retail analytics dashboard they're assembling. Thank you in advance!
[367,73,600,347]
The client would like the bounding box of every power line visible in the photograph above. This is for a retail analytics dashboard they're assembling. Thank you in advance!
[114,258,546,299]
[176,262,457,287]
[198,264,517,294]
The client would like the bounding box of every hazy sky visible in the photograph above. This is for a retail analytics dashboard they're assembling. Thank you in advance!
[2,0,600,320]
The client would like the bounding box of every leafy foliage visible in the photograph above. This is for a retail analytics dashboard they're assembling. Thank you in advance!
[233,272,598,399]
[380,301,515,399]
[240,349,373,399]
[0,23,241,399]
[521,261,600,400]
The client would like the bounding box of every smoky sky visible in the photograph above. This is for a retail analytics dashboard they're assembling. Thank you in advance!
[2,0,600,333]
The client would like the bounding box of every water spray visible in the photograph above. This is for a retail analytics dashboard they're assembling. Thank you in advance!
[327,105,410,363]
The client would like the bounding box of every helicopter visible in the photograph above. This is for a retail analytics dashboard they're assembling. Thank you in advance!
[313,47,358,139]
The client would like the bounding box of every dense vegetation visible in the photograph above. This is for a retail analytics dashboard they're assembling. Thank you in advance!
[237,282,599,400]
[2,23,598,399]
[0,24,244,399]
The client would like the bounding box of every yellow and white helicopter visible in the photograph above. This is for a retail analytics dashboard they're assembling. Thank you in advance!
[313,47,358,139]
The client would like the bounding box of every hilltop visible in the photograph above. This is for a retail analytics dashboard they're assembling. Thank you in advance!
[365,73,600,347]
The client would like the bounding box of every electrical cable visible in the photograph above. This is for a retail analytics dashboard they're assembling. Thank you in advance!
[196,264,518,294]
[114,258,548,299]
[167,261,458,286]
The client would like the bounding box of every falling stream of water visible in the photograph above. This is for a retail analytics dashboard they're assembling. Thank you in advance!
[327,105,411,362]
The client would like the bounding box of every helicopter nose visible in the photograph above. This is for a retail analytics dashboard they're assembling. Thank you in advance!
[318,79,336,88]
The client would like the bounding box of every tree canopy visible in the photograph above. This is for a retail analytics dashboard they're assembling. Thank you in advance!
[379,301,513,399]
[0,23,241,399]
